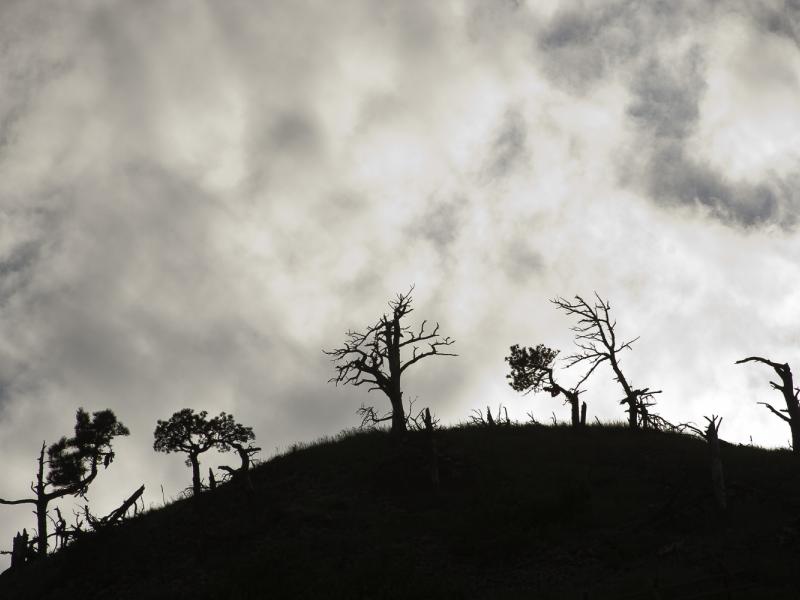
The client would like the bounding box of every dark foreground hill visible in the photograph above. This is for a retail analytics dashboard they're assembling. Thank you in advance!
[2,423,800,599]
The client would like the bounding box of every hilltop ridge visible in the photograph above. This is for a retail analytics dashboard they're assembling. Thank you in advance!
[1,424,799,599]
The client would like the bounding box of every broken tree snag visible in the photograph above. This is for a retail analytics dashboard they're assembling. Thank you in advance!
[219,442,260,492]
[10,529,29,570]
[705,415,726,511]
[424,408,440,488]
[735,356,800,454]
[580,402,587,426]
[209,469,216,490]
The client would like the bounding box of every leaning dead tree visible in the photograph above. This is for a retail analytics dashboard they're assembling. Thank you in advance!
[505,344,598,427]
[83,484,145,530]
[0,408,129,557]
[552,293,659,429]
[736,356,800,453]
[324,287,456,435]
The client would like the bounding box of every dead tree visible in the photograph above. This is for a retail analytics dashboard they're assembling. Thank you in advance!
[705,415,726,511]
[324,287,456,435]
[735,356,800,453]
[551,293,658,429]
[505,344,598,427]
[0,408,129,557]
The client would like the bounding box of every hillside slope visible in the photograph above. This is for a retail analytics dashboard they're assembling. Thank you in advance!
[1,424,799,599]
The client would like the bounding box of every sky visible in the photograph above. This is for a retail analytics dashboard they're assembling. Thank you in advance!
[1,0,800,564]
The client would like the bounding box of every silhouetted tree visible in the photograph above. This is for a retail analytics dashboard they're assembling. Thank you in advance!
[0,408,129,557]
[736,356,800,453]
[153,409,255,496]
[552,293,658,429]
[506,343,599,427]
[324,288,456,435]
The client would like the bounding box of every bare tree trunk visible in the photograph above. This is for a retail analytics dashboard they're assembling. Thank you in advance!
[35,444,47,557]
[610,355,637,429]
[580,402,587,426]
[424,408,439,488]
[35,499,47,557]
[190,453,202,496]
[570,397,579,427]
[389,388,406,435]
[792,423,800,454]
[706,418,726,511]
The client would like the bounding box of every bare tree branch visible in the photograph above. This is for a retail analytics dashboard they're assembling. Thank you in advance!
[758,402,792,423]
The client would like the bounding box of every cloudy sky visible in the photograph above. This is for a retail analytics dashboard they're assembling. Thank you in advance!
[1,0,800,562]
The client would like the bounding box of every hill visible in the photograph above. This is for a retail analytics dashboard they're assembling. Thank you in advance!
[1,423,799,599]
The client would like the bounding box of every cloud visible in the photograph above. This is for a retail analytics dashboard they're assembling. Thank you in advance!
[622,48,798,227]
[484,108,531,180]
[534,0,800,228]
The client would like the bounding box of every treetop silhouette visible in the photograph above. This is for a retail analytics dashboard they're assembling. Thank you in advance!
[324,287,456,435]
[506,343,596,427]
[153,408,255,496]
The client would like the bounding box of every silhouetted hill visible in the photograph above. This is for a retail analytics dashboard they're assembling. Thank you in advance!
[2,424,799,599]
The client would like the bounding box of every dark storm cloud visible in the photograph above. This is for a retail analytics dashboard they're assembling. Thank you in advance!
[625,49,799,227]
[536,1,689,92]
[535,1,800,228]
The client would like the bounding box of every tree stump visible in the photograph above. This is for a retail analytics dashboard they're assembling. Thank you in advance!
[10,529,28,570]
